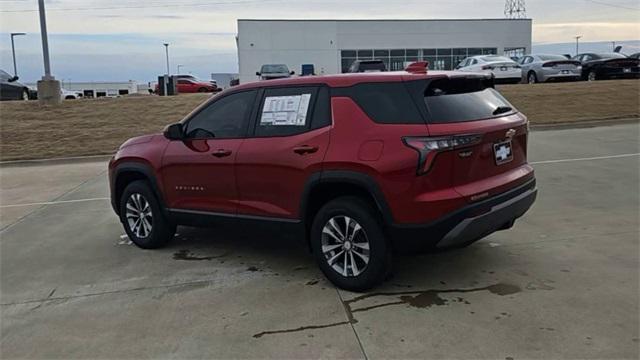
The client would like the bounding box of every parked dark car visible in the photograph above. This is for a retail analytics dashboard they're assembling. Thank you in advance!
[0,69,30,101]
[573,53,640,81]
[347,60,387,73]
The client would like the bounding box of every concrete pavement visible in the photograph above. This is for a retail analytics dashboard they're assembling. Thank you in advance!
[1,124,638,359]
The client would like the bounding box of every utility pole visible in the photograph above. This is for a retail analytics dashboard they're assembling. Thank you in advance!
[10,33,26,77]
[611,41,616,52]
[37,0,61,104]
[575,35,582,56]
[163,43,169,96]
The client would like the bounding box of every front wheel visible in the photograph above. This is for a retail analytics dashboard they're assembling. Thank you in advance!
[119,180,175,249]
[587,71,597,81]
[527,72,537,84]
[310,197,391,291]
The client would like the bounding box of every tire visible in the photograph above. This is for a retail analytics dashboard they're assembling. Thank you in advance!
[22,89,29,101]
[527,71,537,84]
[587,71,597,81]
[119,180,176,249]
[198,87,207,93]
[310,196,391,291]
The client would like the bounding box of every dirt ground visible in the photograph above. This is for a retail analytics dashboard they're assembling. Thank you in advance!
[1,80,638,161]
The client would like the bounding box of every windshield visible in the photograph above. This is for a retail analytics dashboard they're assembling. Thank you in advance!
[424,77,515,123]
[597,53,627,59]
[261,64,289,73]
[538,55,569,61]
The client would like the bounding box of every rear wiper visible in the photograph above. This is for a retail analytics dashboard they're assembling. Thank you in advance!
[493,106,513,115]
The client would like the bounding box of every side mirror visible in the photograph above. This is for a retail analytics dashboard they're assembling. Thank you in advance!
[8,76,19,82]
[256,72,261,76]
[290,71,295,75]
[163,123,184,140]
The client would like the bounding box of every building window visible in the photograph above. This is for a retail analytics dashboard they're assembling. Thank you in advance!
[504,47,525,58]
[340,47,500,73]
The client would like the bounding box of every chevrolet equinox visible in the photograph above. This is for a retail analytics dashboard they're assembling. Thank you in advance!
[109,63,537,291]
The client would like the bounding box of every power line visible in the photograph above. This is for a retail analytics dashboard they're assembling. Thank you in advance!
[0,0,285,13]
[582,0,640,11]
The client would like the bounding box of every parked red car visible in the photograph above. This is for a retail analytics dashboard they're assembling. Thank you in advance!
[154,78,218,94]
[110,63,536,291]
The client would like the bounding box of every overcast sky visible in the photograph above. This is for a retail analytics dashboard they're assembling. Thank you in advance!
[1,0,639,82]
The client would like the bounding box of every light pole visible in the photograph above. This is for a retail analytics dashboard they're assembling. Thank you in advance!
[163,43,170,96]
[177,64,184,74]
[37,0,61,104]
[575,35,582,56]
[163,43,170,75]
[10,32,26,77]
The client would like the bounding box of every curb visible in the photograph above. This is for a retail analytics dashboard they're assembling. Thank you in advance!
[0,154,113,168]
[1,118,638,166]
[530,117,639,131]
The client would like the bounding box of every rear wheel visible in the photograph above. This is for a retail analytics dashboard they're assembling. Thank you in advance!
[587,71,597,81]
[310,197,390,291]
[198,87,208,92]
[22,89,29,101]
[527,72,538,84]
[119,180,175,249]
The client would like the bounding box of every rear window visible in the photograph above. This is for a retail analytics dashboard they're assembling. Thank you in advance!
[597,53,626,59]
[424,78,516,123]
[480,56,513,63]
[539,54,568,61]
[358,61,386,72]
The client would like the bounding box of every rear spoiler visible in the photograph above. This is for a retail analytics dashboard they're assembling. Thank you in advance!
[405,61,429,74]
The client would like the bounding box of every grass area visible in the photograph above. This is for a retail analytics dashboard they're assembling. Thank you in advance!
[1,80,639,161]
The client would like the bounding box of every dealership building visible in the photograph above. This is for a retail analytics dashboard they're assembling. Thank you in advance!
[236,19,532,84]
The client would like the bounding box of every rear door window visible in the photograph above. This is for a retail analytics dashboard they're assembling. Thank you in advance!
[423,77,516,123]
[347,82,424,124]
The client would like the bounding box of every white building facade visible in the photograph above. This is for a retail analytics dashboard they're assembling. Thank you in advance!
[237,19,532,84]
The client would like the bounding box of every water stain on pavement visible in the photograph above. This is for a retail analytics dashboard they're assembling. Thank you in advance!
[172,249,228,261]
[253,282,521,338]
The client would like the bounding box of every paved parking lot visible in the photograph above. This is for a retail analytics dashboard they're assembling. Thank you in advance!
[1,123,638,359]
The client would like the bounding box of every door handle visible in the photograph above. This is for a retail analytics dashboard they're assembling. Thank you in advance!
[212,149,232,158]
[293,145,319,155]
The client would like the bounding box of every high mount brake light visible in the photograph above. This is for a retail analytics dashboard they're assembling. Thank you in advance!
[402,134,483,175]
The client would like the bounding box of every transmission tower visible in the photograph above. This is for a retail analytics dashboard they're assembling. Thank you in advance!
[504,0,527,19]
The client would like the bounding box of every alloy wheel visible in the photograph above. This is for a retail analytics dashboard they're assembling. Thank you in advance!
[588,71,597,81]
[528,73,536,84]
[321,216,370,277]
[126,193,153,238]
[22,90,29,101]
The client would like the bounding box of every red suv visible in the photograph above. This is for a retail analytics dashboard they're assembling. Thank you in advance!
[109,63,536,291]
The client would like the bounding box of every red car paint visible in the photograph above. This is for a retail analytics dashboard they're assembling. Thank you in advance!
[154,79,217,94]
[110,68,535,248]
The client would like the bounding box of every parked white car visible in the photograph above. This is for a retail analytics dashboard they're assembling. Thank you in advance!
[61,88,82,100]
[455,55,522,84]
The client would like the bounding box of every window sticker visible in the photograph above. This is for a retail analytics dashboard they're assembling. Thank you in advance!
[260,94,311,126]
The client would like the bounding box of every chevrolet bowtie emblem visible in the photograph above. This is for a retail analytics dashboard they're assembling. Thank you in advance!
[505,129,516,138]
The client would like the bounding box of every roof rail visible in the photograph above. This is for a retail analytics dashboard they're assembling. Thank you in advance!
[405,61,429,74]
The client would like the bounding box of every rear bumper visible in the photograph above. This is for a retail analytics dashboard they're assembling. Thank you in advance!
[389,178,537,252]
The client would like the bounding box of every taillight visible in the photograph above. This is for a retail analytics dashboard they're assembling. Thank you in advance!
[402,134,482,175]
[542,63,555,68]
